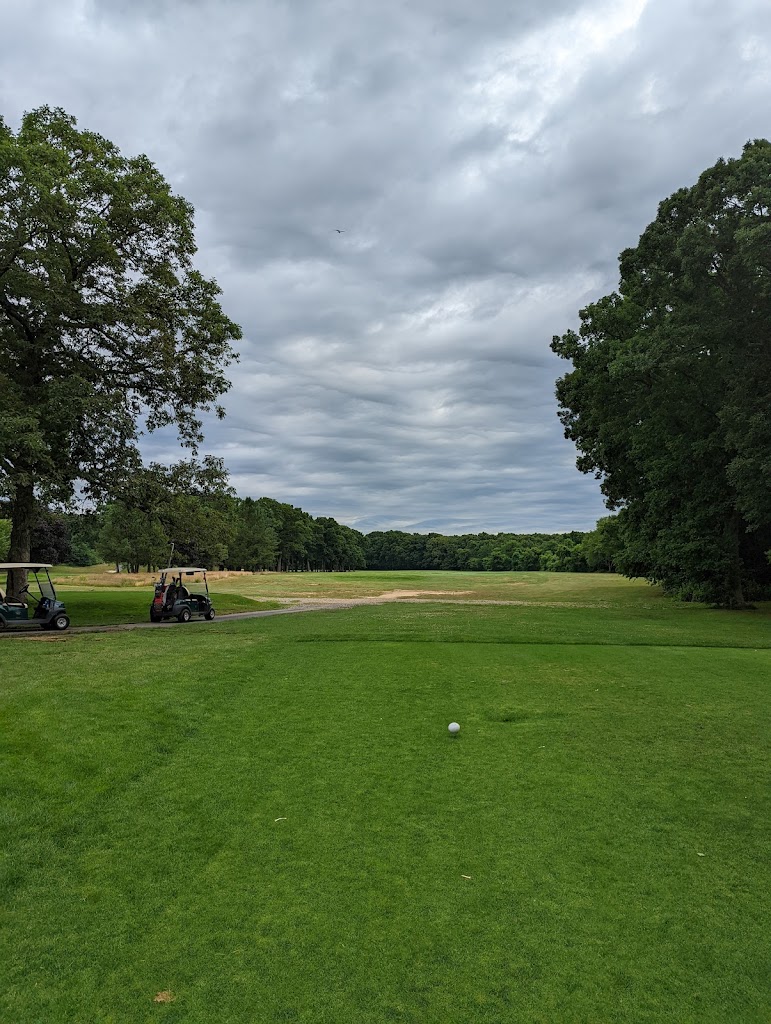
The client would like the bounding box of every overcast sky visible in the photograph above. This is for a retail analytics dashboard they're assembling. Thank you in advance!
[2,0,769,533]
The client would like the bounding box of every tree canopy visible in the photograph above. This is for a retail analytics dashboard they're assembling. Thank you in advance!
[0,106,240,594]
[552,140,771,606]
[97,457,234,573]
[362,529,590,572]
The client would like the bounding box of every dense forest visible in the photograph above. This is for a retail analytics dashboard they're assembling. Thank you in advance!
[0,488,615,576]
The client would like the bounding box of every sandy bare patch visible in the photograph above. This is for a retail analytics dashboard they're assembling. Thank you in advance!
[267,590,474,604]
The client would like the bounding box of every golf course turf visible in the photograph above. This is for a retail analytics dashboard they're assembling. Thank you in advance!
[50,588,282,626]
[1,574,769,1022]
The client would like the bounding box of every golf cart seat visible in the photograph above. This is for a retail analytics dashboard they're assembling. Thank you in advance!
[177,586,190,599]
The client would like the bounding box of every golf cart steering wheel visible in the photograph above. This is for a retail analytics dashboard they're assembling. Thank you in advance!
[20,583,41,606]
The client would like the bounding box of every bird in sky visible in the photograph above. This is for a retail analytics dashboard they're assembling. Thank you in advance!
[334,228,345,233]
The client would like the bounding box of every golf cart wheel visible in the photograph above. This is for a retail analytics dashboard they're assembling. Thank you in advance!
[150,612,162,623]
[178,607,192,623]
[51,614,70,631]
[205,608,216,620]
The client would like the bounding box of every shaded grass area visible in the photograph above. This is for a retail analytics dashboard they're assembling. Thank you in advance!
[1,604,769,1023]
[55,588,282,626]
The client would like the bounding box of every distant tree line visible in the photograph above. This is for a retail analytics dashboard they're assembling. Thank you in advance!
[1,474,621,576]
[363,530,597,572]
[9,492,765,605]
[0,459,367,573]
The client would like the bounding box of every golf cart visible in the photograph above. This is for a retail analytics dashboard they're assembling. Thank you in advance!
[150,567,216,623]
[0,563,70,632]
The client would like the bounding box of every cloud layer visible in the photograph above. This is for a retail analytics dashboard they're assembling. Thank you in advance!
[3,0,770,531]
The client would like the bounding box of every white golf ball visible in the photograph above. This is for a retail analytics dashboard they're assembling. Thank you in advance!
[448,722,460,735]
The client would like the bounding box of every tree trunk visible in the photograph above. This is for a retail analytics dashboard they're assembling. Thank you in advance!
[7,482,35,600]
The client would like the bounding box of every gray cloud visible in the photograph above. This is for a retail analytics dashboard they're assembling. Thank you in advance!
[3,0,770,532]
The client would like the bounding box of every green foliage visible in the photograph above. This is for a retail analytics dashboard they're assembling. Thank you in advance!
[0,106,240,575]
[227,497,278,570]
[67,540,100,567]
[0,517,10,558]
[97,457,234,571]
[223,498,366,572]
[98,501,169,572]
[579,515,625,572]
[92,463,370,574]
[165,493,232,568]
[65,510,103,565]
[552,140,771,606]
[364,530,588,572]
[262,497,315,570]
[29,510,71,564]
[311,516,367,571]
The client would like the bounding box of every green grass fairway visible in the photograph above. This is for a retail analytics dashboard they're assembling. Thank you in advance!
[2,597,769,1022]
[52,566,674,607]
[205,567,663,604]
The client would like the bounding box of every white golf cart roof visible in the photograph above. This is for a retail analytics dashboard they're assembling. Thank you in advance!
[159,567,208,574]
[0,563,53,570]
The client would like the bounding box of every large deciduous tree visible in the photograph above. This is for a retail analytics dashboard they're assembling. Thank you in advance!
[0,107,241,596]
[552,140,771,606]
[97,457,235,572]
